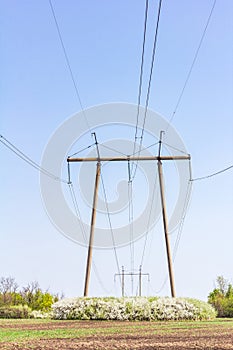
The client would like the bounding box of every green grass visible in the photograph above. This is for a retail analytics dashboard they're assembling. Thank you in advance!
[0,319,233,343]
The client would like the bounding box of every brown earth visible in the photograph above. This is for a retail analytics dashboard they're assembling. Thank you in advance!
[1,320,233,350]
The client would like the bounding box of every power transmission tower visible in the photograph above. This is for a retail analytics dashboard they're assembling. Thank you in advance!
[114,265,150,297]
[67,131,191,297]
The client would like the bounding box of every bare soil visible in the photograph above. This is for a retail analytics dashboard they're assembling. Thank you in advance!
[1,320,233,350]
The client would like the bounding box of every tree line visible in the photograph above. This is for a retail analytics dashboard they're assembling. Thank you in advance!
[0,276,62,312]
[208,276,233,317]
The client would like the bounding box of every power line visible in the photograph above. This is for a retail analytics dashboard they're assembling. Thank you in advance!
[0,135,67,183]
[130,1,163,280]
[48,0,91,133]
[191,165,233,182]
[155,179,192,295]
[140,0,163,139]
[131,0,163,181]
[68,182,87,242]
[131,141,159,156]
[127,163,134,295]
[68,143,96,158]
[99,143,128,157]
[132,0,149,167]
[140,166,158,268]
[134,163,158,295]
[93,134,121,277]
[167,0,217,129]
[162,142,190,156]
[173,165,193,259]
[100,173,121,277]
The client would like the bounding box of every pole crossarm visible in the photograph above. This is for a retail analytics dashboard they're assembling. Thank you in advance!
[67,155,191,163]
[114,266,150,297]
[114,272,149,278]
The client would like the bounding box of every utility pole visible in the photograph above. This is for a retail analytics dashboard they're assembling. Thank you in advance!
[114,266,149,297]
[67,132,190,297]
[83,161,101,296]
[122,266,125,297]
[157,131,176,297]
[83,133,101,297]
[139,265,142,297]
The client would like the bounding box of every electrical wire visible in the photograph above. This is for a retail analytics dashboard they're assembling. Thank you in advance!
[128,0,163,294]
[166,0,217,129]
[131,0,149,172]
[91,134,121,279]
[133,163,158,296]
[68,143,96,158]
[154,173,192,294]
[140,165,158,268]
[191,165,233,182]
[127,165,134,295]
[100,173,121,278]
[68,182,87,242]
[48,0,91,133]
[162,142,190,156]
[154,159,193,294]
[131,0,163,181]
[173,174,193,259]
[173,185,192,259]
[131,141,159,156]
[0,135,67,183]
[98,143,128,156]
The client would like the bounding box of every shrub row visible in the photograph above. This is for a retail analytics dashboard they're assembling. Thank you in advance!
[52,297,216,321]
[0,305,52,319]
[0,305,31,319]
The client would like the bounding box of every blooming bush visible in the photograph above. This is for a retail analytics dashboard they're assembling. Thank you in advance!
[52,297,216,321]
[30,310,51,319]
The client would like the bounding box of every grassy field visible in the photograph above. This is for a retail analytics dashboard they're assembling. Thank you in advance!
[0,318,233,349]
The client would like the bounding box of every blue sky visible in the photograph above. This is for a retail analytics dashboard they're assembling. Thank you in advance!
[1,0,233,300]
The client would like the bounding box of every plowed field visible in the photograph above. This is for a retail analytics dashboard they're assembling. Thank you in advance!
[0,319,233,349]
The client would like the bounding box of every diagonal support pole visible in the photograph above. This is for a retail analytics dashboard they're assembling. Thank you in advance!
[157,159,176,297]
[84,161,101,296]
[157,131,176,297]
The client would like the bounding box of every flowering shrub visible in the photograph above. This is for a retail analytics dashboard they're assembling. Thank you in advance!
[30,310,51,319]
[52,297,216,321]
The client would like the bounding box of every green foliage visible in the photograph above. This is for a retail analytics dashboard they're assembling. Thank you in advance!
[0,276,60,318]
[208,276,233,317]
[0,305,31,319]
[187,298,217,320]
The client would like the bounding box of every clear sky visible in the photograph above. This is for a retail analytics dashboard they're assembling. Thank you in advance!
[1,0,233,301]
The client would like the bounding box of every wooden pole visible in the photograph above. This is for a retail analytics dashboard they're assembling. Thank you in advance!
[122,266,125,297]
[84,161,101,296]
[68,155,190,163]
[157,132,176,297]
[139,265,142,297]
